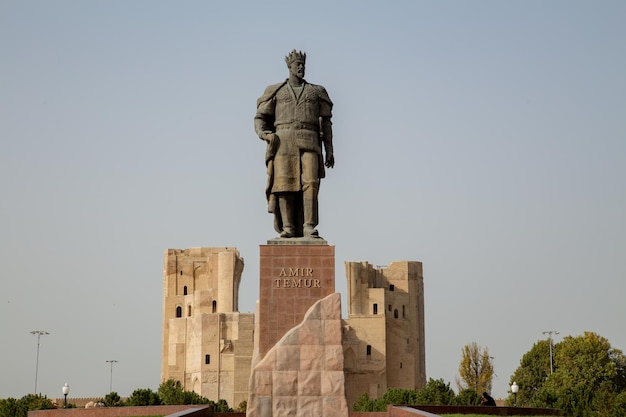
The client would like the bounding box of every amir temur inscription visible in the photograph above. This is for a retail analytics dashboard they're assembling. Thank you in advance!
[274,278,321,288]
[254,50,334,239]
[278,267,314,277]
[275,267,320,288]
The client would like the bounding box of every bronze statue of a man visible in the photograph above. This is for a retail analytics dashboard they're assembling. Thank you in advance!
[255,50,334,238]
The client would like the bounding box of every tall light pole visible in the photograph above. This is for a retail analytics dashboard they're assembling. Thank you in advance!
[30,330,49,394]
[106,360,118,392]
[543,330,559,374]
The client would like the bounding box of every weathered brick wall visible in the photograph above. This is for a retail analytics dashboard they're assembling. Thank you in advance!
[389,406,441,417]
[351,406,439,417]
[28,405,215,417]
[396,405,562,416]
[342,406,561,417]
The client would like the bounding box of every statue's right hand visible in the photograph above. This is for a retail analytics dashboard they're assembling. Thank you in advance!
[261,131,276,143]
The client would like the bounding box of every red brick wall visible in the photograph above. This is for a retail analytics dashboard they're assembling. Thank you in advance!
[345,406,561,417]
[352,406,440,417]
[258,244,335,357]
[28,405,214,417]
[394,405,561,416]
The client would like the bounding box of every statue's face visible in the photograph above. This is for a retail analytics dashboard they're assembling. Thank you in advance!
[289,60,305,80]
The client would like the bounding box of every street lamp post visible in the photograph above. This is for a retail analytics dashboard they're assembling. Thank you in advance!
[106,360,118,392]
[62,383,70,408]
[30,330,49,394]
[511,381,519,407]
[543,330,559,374]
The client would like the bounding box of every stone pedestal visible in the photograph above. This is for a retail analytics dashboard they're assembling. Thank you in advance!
[258,241,335,360]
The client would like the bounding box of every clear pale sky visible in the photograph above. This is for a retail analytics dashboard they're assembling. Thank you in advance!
[1,0,625,401]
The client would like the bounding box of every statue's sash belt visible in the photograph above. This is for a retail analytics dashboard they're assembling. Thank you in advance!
[275,122,319,132]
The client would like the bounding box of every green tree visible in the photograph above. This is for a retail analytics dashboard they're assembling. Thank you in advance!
[379,388,418,405]
[544,332,626,416]
[415,378,456,405]
[102,391,124,407]
[211,398,233,412]
[352,389,418,412]
[0,394,53,417]
[158,379,186,405]
[457,342,494,395]
[611,391,626,417]
[351,392,377,411]
[19,394,54,411]
[512,331,626,416]
[235,399,247,412]
[453,388,480,405]
[157,378,212,405]
[0,398,28,417]
[128,388,162,406]
[182,390,210,405]
[507,339,552,406]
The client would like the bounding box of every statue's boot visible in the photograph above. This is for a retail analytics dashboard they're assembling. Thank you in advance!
[279,194,296,238]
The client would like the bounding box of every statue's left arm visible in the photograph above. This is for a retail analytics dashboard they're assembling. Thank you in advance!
[318,86,334,168]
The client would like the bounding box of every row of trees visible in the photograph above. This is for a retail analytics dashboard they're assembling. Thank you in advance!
[0,394,56,417]
[233,330,626,416]
[508,332,626,416]
[352,379,481,411]
[3,332,624,417]
[455,332,626,416]
[0,379,239,417]
[352,342,497,411]
[355,331,626,416]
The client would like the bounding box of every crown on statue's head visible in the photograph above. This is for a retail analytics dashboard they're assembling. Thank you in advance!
[285,49,306,66]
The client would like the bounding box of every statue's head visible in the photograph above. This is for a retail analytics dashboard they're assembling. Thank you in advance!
[285,49,306,80]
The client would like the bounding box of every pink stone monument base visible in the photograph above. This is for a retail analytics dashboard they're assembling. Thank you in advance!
[247,293,349,417]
